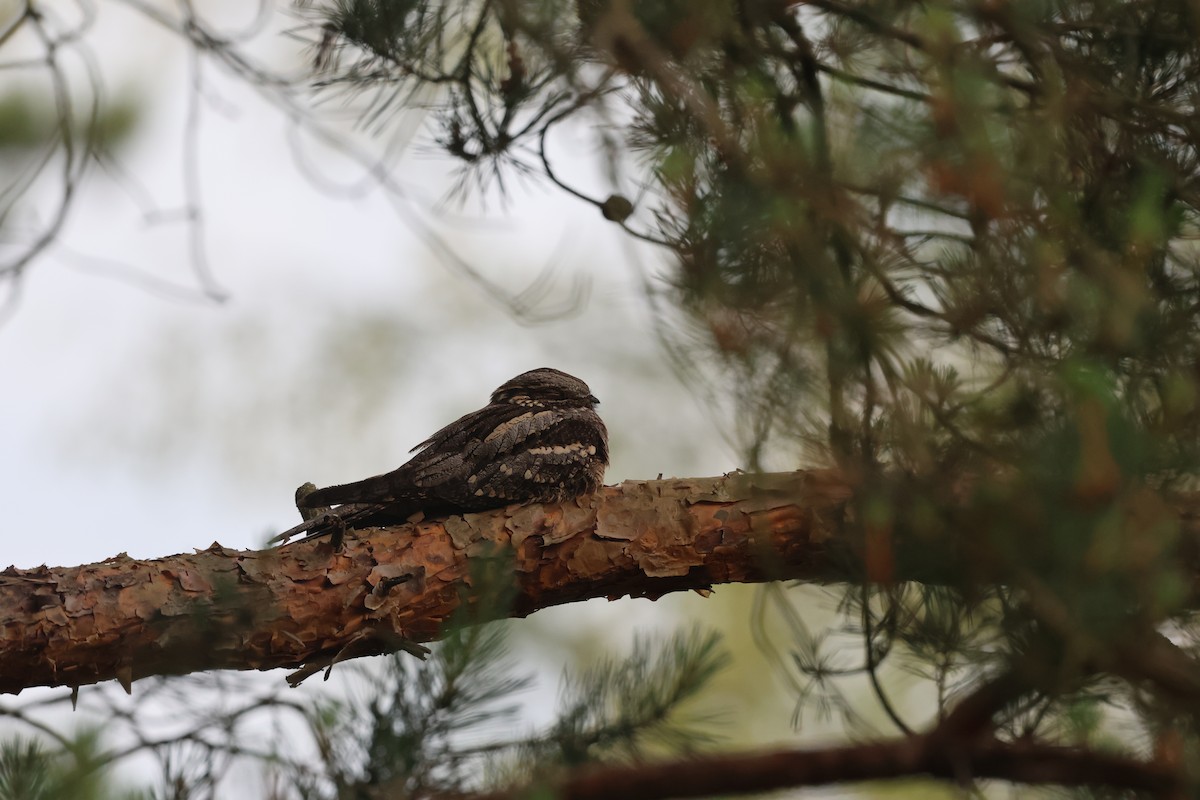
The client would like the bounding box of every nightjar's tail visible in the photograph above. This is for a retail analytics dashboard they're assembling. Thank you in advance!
[300,471,424,508]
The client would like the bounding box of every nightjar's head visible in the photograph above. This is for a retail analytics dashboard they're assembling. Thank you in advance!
[491,368,600,408]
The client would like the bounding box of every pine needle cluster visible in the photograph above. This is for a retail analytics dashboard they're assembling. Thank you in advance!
[304,0,1200,776]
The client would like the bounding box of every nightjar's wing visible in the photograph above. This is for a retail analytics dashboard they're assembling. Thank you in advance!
[396,404,605,507]
[298,405,507,508]
[298,400,608,516]
[450,406,610,506]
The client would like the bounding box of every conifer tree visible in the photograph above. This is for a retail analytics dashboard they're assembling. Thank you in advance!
[4,0,1200,796]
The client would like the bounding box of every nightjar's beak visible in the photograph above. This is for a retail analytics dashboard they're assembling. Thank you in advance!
[588,394,600,405]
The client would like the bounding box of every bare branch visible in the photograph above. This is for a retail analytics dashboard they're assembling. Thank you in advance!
[0,471,851,694]
[474,734,1182,800]
[5,470,1200,701]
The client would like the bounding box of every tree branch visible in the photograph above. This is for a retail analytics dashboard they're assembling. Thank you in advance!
[4,469,1200,698]
[0,471,851,694]
[473,735,1182,800]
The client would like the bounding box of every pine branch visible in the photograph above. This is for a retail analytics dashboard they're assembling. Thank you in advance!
[470,734,1183,800]
[3,470,1200,695]
[476,667,1183,798]
[0,471,848,694]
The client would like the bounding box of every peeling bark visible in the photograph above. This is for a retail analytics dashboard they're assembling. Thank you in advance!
[4,469,1198,695]
[0,471,851,694]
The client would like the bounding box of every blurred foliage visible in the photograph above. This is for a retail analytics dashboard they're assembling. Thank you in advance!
[0,1,148,299]
[301,0,1200,792]
[6,0,1200,795]
[289,626,728,799]
[0,89,140,152]
[0,732,137,800]
[1,621,727,800]
[0,92,44,150]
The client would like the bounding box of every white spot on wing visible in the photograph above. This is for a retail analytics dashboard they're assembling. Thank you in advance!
[527,443,587,456]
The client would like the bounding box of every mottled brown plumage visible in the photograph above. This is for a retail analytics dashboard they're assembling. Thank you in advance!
[271,368,608,545]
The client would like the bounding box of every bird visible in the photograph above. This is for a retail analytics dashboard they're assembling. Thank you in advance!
[270,367,609,545]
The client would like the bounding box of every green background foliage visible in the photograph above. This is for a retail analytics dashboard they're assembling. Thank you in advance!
[5,0,1200,796]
